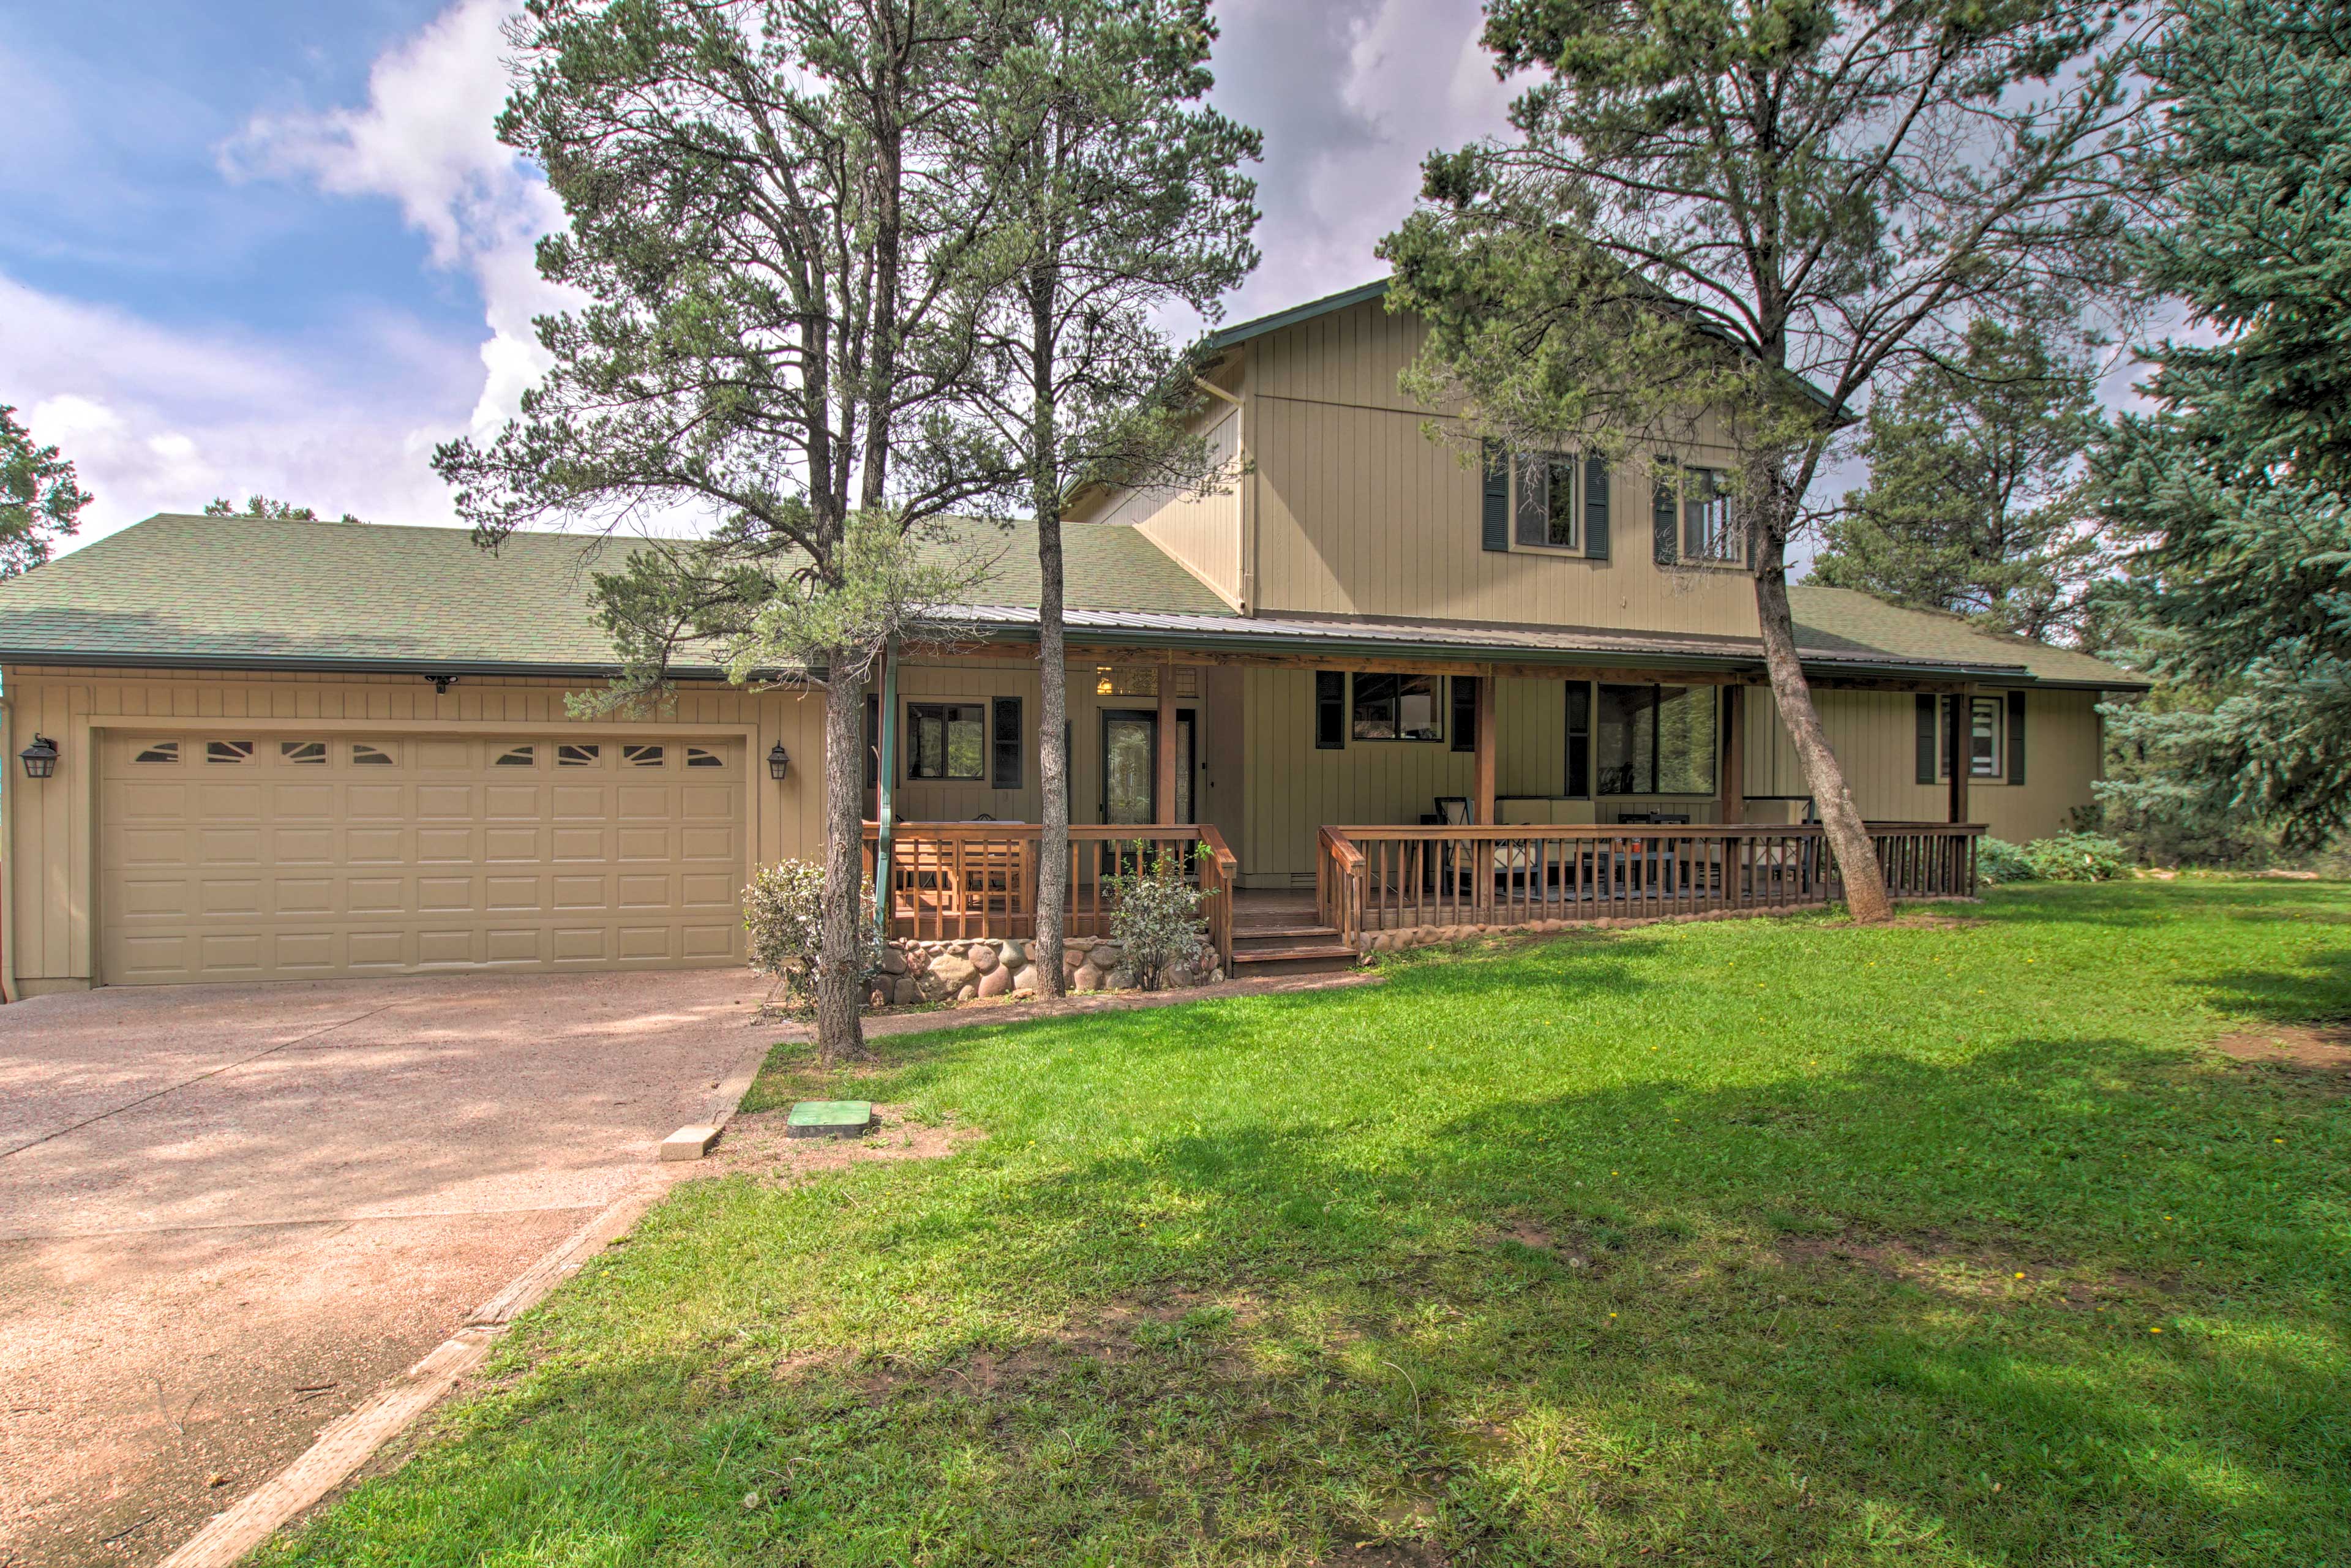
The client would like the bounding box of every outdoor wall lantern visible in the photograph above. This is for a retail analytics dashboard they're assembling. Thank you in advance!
[767,741,791,781]
[18,733,59,780]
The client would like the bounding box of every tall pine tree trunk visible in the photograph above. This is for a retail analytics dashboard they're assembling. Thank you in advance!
[1748,460,1893,923]
[816,655,869,1062]
[1030,275,1070,999]
[1035,525,1070,996]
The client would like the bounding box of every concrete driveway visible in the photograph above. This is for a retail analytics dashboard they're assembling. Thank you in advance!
[0,968,770,1567]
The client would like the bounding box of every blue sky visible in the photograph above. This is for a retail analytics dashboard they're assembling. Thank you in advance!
[2,0,1517,552]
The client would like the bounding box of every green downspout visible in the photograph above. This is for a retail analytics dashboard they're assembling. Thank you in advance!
[874,640,898,943]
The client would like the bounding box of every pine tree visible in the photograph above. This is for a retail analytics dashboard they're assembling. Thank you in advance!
[958,0,1258,996]
[435,0,1008,1063]
[2096,0,2351,851]
[1380,0,2142,923]
[1813,318,2111,643]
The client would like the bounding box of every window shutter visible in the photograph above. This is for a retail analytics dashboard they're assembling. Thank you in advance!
[2007,690,2027,784]
[991,696,1022,789]
[1480,441,1509,552]
[1314,671,1346,749]
[1565,682,1592,797]
[1914,694,1937,784]
[1652,480,1678,566]
[1451,677,1478,752]
[1584,456,1610,559]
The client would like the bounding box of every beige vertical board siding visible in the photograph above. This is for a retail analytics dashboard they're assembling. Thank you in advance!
[1070,407,1245,610]
[1740,683,2105,836]
[1981,689,2104,841]
[1236,666,1745,883]
[877,656,1212,830]
[1242,296,1760,630]
[1239,666,1477,884]
[1247,386,1760,632]
[3,667,827,989]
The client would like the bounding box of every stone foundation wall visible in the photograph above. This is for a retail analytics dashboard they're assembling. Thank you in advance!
[872,936,1224,1007]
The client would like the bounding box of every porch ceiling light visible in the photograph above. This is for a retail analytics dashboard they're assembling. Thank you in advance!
[767,741,790,781]
[17,733,58,780]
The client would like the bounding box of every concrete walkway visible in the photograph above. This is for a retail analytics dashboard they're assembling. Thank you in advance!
[0,969,769,1567]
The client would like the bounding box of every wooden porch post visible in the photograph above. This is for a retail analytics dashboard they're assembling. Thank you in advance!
[1155,656,1178,825]
[1719,683,1745,825]
[1473,667,1497,826]
[1947,685,1972,825]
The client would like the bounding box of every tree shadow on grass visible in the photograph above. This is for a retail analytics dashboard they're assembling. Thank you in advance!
[2195,946,2351,1027]
[277,1008,2351,1568]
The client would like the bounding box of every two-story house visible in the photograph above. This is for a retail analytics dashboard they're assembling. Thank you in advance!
[0,280,2139,995]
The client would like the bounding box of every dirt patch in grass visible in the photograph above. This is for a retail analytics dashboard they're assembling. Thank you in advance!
[2211,1022,2351,1084]
[697,1104,980,1184]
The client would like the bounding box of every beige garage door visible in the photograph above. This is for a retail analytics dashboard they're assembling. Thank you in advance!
[99,731,746,984]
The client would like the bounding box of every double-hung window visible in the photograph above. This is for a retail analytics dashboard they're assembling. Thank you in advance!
[1654,468,1745,565]
[1968,696,2003,779]
[907,702,986,781]
[1513,453,1581,550]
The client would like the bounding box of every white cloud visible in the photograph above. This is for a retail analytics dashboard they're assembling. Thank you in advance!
[1203,0,1515,325]
[223,0,574,440]
[0,272,474,542]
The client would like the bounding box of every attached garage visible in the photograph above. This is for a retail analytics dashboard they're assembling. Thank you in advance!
[98,730,748,983]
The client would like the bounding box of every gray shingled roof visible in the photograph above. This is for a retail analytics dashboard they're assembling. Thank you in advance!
[0,513,1234,674]
[0,512,2139,688]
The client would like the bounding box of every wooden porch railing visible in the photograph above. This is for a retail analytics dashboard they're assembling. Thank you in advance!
[1315,822,1982,947]
[861,822,1237,973]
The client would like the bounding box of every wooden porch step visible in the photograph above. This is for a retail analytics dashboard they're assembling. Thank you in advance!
[1231,923,1342,940]
[1229,942,1359,977]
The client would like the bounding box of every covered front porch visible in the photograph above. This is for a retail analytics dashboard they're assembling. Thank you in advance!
[861,640,1988,974]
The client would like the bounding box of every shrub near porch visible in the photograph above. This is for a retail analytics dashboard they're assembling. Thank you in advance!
[266,881,2351,1566]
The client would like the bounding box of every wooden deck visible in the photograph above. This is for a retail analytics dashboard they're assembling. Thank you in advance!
[1314,823,1982,945]
[864,821,1983,970]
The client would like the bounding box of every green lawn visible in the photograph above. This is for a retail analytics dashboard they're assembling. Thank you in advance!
[269,882,2350,1566]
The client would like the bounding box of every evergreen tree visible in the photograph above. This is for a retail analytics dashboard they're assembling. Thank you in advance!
[435,0,1007,1063]
[203,495,365,525]
[1814,318,2111,643]
[1380,0,2142,921]
[2096,0,2351,851]
[0,404,91,577]
[959,0,1258,995]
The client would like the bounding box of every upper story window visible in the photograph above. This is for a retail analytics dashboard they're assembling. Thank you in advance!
[1655,468,1745,566]
[1513,454,1581,550]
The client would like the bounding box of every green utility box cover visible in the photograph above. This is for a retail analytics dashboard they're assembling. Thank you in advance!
[787,1100,876,1139]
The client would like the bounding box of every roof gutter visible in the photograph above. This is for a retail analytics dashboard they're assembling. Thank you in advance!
[0,649,762,682]
[943,621,2034,685]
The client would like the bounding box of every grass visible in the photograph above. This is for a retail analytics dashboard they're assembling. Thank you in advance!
[266,881,2351,1566]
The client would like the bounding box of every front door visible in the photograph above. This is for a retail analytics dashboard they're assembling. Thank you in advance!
[1101,710,1157,824]
[1099,709,1198,826]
